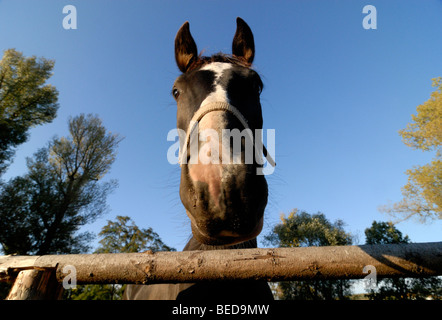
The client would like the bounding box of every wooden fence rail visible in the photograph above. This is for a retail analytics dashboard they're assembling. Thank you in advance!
[1,242,441,299]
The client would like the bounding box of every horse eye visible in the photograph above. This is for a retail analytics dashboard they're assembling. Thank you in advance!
[172,88,180,99]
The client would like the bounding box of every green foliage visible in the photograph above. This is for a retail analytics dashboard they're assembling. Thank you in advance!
[0,49,59,175]
[66,284,121,300]
[264,209,353,248]
[50,114,121,182]
[96,215,176,253]
[65,216,175,300]
[364,221,441,300]
[265,209,353,300]
[0,114,121,255]
[364,221,409,245]
[380,77,442,222]
[399,77,442,153]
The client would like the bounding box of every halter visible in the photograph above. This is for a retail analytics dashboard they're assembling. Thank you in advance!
[178,101,276,172]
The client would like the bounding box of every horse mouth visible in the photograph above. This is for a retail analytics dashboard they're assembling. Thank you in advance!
[188,213,264,246]
[181,162,267,246]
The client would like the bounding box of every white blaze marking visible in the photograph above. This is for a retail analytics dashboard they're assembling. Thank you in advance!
[200,62,231,108]
[188,63,233,207]
[197,63,232,163]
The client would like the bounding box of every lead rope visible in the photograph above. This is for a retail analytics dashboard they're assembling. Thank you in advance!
[178,101,276,168]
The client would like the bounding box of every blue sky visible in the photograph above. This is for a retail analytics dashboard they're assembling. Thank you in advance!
[1,0,441,251]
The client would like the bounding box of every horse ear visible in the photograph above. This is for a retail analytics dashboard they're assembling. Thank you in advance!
[175,21,198,73]
[232,17,255,65]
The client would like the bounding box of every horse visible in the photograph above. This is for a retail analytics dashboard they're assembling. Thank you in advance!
[123,17,274,300]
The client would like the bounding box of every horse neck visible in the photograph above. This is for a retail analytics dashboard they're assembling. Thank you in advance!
[183,236,258,251]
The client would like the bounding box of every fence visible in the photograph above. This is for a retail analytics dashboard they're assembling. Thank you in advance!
[1,241,441,299]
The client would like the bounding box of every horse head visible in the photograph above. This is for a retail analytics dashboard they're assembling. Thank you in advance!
[173,18,270,246]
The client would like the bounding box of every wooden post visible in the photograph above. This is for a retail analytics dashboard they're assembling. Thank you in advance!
[6,269,62,300]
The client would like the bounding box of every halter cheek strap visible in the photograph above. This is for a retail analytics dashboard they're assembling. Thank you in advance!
[178,101,276,169]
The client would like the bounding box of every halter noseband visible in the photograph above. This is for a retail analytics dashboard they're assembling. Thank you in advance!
[178,101,276,172]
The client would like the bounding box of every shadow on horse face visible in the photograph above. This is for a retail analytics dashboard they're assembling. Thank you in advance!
[173,18,268,246]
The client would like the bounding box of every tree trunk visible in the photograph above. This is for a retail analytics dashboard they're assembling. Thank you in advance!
[6,269,62,300]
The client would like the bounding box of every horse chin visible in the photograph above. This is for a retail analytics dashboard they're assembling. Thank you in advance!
[190,217,264,246]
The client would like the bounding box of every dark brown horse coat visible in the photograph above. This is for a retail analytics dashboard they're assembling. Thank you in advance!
[124,18,274,300]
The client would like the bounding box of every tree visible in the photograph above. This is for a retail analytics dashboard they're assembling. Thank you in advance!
[264,209,353,300]
[96,215,176,254]
[66,216,175,300]
[364,221,409,245]
[0,49,59,175]
[364,221,441,300]
[0,114,121,255]
[379,78,442,222]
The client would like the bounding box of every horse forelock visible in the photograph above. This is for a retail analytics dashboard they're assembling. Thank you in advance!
[186,53,252,72]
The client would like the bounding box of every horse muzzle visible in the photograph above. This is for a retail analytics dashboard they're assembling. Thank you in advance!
[179,101,269,245]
